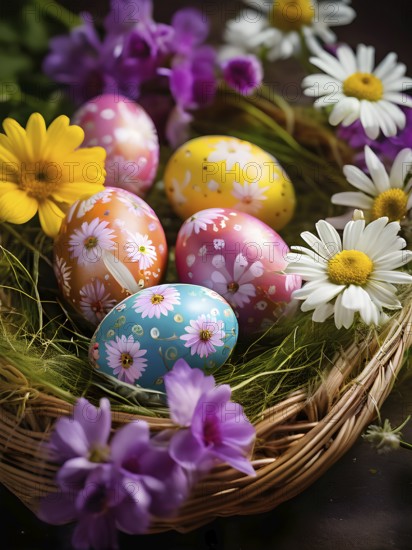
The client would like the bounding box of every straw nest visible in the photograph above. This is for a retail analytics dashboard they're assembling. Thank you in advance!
[0,97,410,533]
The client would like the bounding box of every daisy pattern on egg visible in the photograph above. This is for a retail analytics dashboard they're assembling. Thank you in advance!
[79,280,117,324]
[179,208,228,240]
[180,314,225,358]
[54,256,71,298]
[232,180,270,213]
[105,334,148,384]
[133,285,181,319]
[68,218,116,266]
[207,139,253,170]
[125,232,157,270]
[209,253,264,308]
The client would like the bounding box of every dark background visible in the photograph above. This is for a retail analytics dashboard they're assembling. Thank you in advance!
[1,1,412,549]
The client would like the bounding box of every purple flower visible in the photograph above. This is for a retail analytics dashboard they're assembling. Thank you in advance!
[39,398,189,547]
[110,421,189,516]
[42,16,109,104]
[104,0,154,35]
[46,398,112,489]
[180,314,225,358]
[221,55,263,96]
[171,8,209,55]
[164,359,256,476]
[169,46,217,110]
[39,464,151,549]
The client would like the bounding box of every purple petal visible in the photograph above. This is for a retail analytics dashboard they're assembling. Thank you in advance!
[222,55,263,96]
[73,398,112,447]
[37,491,77,525]
[218,413,256,448]
[56,456,98,491]
[114,491,150,534]
[191,384,233,437]
[211,443,256,476]
[164,359,216,426]
[74,514,119,550]
[48,418,89,461]
[171,8,209,54]
[169,429,206,469]
[110,421,150,464]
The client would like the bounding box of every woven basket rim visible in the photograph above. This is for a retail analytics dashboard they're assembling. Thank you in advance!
[1,294,411,533]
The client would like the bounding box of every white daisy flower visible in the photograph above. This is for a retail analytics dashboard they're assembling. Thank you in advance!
[125,233,157,270]
[232,180,270,213]
[222,0,355,62]
[285,217,412,329]
[330,146,412,227]
[207,139,253,170]
[302,43,412,139]
[179,208,229,240]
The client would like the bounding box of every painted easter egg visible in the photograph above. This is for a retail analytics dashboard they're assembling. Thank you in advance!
[53,187,168,325]
[72,94,159,197]
[89,283,238,390]
[175,208,301,335]
[164,135,296,231]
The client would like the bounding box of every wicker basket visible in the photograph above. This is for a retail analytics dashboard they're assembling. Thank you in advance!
[0,97,410,534]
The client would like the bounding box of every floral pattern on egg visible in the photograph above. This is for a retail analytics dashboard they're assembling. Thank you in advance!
[175,208,302,336]
[54,187,168,325]
[164,136,296,231]
[73,94,159,197]
[89,283,239,390]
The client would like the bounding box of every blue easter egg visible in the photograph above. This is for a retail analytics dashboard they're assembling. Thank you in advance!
[89,283,238,390]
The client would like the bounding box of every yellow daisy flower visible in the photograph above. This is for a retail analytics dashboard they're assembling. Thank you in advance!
[0,113,106,237]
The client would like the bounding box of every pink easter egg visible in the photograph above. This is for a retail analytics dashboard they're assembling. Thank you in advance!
[175,208,301,335]
[72,94,159,197]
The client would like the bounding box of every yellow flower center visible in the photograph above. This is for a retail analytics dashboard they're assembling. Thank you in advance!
[342,72,383,102]
[20,162,59,200]
[88,444,110,463]
[151,293,164,305]
[139,245,146,253]
[227,281,239,293]
[371,188,408,222]
[269,0,314,32]
[328,250,373,286]
[200,329,212,341]
[121,352,133,369]
[84,236,98,249]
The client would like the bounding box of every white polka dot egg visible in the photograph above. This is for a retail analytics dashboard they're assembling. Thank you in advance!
[73,94,159,197]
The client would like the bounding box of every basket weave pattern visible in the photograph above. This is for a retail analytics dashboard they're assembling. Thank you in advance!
[1,298,411,533]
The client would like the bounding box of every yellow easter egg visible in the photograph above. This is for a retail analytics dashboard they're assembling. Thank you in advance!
[164,135,296,231]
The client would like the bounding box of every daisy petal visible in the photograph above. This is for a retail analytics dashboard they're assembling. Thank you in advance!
[371,270,412,284]
[357,44,374,73]
[334,293,355,329]
[342,164,376,195]
[374,52,397,80]
[390,148,412,188]
[360,101,380,140]
[329,97,360,126]
[25,113,46,161]
[364,146,390,193]
[315,220,342,253]
[38,200,65,238]
[342,219,366,250]
[331,191,373,209]
[0,189,37,224]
